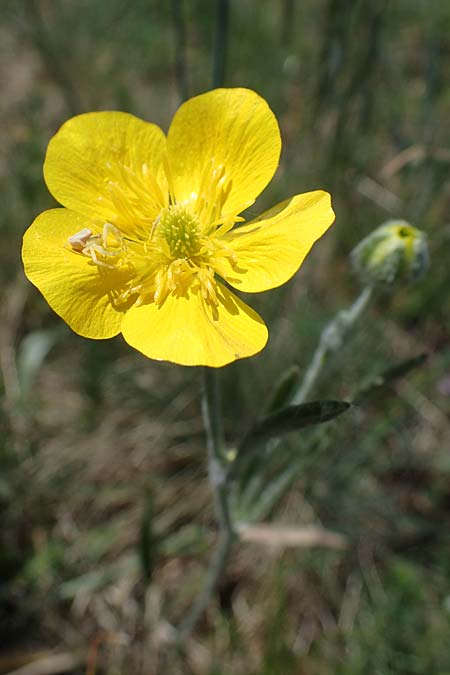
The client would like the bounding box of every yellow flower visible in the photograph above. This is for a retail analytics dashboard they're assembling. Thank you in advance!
[22,88,335,367]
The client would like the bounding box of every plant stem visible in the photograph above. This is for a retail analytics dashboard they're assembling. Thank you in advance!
[178,368,235,639]
[171,0,189,102]
[212,0,230,88]
[177,0,233,641]
[281,0,295,48]
[291,286,373,405]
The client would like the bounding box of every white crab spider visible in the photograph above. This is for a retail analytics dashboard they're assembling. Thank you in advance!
[68,223,125,269]
[67,227,93,251]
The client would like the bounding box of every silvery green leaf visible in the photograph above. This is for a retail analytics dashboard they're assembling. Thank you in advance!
[239,400,351,455]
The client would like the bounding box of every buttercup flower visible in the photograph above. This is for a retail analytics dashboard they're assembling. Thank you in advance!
[22,88,334,367]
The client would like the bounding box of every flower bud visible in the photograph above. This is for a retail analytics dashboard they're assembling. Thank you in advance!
[351,220,429,287]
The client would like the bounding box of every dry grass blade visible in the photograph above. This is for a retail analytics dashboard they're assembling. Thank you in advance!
[4,652,83,675]
[237,524,347,550]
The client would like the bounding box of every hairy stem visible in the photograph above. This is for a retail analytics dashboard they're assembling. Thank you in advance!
[178,368,235,638]
[171,0,189,102]
[177,0,233,642]
[292,286,373,405]
[212,0,230,88]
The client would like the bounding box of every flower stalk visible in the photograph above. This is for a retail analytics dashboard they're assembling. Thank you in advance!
[180,0,234,638]
[178,368,235,638]
[293,220,429,405]
[212,0,230,89]
[171,0,189,102]
[292,286,373,405]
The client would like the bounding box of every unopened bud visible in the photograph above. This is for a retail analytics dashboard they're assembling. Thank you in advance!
[351,220,429,287]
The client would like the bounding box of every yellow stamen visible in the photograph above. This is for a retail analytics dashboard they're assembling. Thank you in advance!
[66,165,245,313]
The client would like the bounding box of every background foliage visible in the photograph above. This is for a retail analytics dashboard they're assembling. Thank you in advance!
[1,1,450,673]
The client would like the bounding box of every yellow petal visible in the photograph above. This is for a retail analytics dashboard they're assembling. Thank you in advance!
[44,112,167,238]
[167,88,281,217]
[215,191,335,293]
[121,281,268,367]
[22,209,134,338]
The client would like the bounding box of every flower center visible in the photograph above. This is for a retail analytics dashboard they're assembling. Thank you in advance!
[153,204,201,259]
[66,174,240,313]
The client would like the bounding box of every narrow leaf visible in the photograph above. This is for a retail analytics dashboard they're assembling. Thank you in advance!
[139,490,157,586]
[353,353,428,404]
[265,365,301,413]
[237,400,351,459]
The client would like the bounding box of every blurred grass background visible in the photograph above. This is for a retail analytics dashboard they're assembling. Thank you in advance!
[1,0,450,673]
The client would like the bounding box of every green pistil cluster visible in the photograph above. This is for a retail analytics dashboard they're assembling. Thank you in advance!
[157,204,201,259]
